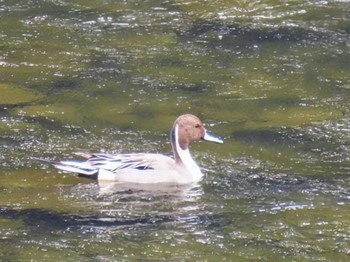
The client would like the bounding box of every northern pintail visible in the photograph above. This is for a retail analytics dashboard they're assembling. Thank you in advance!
[54,114,223,184]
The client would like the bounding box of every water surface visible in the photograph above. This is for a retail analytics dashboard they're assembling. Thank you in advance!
[1,0,350,261]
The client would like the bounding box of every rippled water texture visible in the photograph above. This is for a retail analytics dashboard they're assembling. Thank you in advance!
[1,0,350,261]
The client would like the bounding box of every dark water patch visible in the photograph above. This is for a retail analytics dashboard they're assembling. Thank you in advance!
[49,77,81,91]
[23,115,75,131]
[0,207,174,232]
[245,26,343,44]
[0,136,19,148]
[155,54,186,68]
[196,212,235,230]
[169,83,210,93]
[230,170,349,205]
[179,19,349,49]
[178,19,235,38]
[233,128,315,148]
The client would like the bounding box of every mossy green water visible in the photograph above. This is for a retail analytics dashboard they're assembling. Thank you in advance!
[0,84,42,106]
[1,0,350,261]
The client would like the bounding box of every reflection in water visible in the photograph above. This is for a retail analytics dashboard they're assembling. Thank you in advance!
[97,180,203,197]
[52,181,212,255]
[67,181,204,221]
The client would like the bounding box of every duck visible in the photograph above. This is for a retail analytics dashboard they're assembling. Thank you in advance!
[53,114,223,184]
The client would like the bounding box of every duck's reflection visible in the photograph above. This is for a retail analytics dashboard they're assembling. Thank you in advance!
[64,180,205,217]
[97,180,203,198]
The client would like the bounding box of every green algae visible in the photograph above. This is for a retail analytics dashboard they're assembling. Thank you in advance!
[13,104,83,125]
[0,84,42,106]
[1,0,350,261]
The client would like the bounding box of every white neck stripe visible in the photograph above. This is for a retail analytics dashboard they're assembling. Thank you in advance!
[174,124,202,180]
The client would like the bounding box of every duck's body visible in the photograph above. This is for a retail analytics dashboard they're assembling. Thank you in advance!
[54,114,223,184]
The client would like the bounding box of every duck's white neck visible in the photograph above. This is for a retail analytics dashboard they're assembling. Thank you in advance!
[173,124,203,181]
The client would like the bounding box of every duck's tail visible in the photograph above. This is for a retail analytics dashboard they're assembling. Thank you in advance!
[32,156,98,179]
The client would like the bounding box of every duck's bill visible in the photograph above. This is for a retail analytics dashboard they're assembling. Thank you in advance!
[202,130,224,144]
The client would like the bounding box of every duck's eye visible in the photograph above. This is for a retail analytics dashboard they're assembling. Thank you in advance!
[195,124,201,128]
